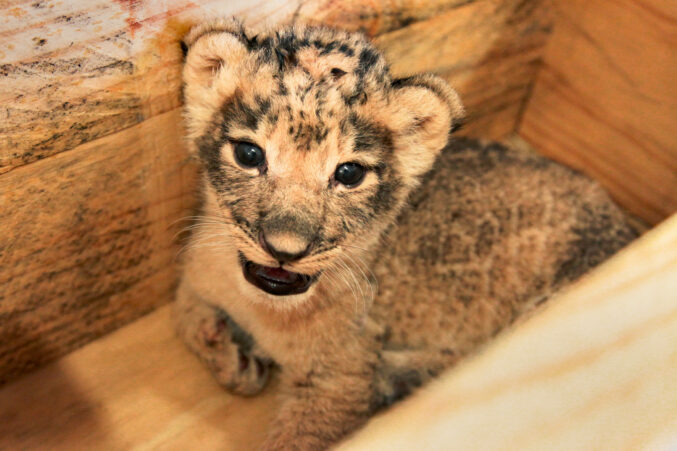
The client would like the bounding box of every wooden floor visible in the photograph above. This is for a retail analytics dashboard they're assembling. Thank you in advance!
[0,306,279,451]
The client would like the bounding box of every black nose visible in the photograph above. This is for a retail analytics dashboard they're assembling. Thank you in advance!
[260,232,311,264]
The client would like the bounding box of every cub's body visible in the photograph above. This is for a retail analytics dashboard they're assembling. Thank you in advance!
[176,21,636,449]
[371,138,634,388]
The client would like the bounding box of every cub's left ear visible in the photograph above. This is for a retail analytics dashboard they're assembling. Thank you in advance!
[388,74,465,180]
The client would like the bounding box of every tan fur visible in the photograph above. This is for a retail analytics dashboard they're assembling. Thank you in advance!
[175,22,636,449]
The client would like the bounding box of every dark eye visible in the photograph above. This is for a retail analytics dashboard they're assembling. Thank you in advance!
[234,142,265,168]
[334,162,366,187]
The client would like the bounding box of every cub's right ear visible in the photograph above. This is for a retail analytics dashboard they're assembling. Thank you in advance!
[181,21,251,143]
[182,21,249,90]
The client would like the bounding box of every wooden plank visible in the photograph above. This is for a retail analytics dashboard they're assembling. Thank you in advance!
[0,0,553,173]
[300,0,479,35]
[339,212,677,450]
[519,0,677,224]
[0,0,297,174]
[0,306,279,451]
[375,0,553,139]
[0,108,197,385]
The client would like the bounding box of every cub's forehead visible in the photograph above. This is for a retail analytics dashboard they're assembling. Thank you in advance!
[193,25,392,105]
[252,26,389,81]
[203,25,395,154]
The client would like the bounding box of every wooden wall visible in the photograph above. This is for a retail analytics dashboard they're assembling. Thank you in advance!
[519,0,677,225]
[0,0,554,385]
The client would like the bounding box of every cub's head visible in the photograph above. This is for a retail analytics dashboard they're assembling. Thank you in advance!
[182,21,464,305]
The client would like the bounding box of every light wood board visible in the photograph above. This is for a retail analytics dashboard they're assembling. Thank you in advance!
[0,305,279,451]
[519,0,677,224]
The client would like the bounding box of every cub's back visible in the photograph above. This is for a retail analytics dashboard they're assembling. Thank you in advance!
[371,137,637,354]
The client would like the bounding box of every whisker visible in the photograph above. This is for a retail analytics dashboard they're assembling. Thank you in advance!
[327,261,359,315]
[172,222,233,241]
[323,269,359,314]
[175,229,236,259]
[339,243,371,253]
[341,251,376,310]
[335,256,367,316]
[167,214,234,230]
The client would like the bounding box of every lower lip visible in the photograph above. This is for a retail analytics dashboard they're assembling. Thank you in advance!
[241,259,316,296]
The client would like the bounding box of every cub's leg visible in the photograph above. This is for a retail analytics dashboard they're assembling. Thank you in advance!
[371,347,462,410]
[174,281,274,396]
[369,293,554,410]
[260,337,379,450]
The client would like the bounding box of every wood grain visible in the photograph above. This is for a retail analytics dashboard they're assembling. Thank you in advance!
[0,0,552,173]
[519,0,677,224]
[340,212,677,450]
[375,0,553,140]
[0,109,197,385]
[0,0,304,174]
[0,306,279,451]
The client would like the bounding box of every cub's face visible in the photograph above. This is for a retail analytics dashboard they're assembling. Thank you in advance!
[182,22,463,305]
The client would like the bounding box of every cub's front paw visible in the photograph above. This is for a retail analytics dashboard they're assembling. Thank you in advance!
[214,337,273,397]
[177,304,273,396]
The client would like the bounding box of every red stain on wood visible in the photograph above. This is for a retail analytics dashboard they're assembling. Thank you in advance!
[134,3,198,29]
[113,0,142,36]
[112,0,197,37]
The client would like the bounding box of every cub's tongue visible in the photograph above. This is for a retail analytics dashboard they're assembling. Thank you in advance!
[257,265,298,284]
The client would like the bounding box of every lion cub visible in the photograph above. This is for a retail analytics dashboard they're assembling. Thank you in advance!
[176,21,637,449]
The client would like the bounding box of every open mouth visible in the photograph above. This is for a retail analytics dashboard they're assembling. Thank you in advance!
[240,254,317,296]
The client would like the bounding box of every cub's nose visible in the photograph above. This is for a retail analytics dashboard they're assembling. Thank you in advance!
[260,230,311,264]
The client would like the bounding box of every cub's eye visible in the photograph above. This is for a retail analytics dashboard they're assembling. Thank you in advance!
[234,142,265,168]
[334,162,366,188]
